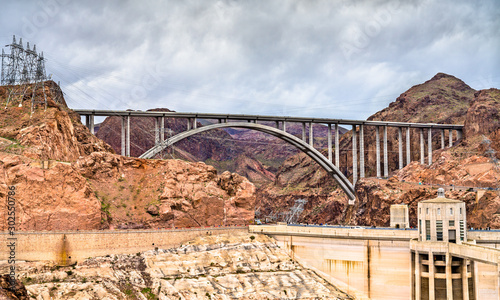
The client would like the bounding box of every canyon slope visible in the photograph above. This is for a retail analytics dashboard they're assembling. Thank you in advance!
[257,74,500,228]
[0,82,256,230]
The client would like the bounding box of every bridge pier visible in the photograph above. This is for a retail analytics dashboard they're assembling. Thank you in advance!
[283,121,287,132]
[309,123,313,147]
[121,116,126,156]
[328,124,332,162]
[383,125,388,178]
[85,114,95,134]
[376,126,381,178]
[441,129,445,149]
[154,117,159,146]
[160,117,164,145]
[360,124,365,178]
[352,125,357,184]
[335,123,340,167]
[302,122,306,142]
[428,128,433,165]
[406,127,411,166]
[420,128,425,165]
[457,129,462,141]
[398,127,403,169]
[126,115,130,156]
[449,129,453,147]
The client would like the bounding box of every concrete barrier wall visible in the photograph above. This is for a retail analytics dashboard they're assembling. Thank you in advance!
[250,224,418,240]
[0,227,247,264]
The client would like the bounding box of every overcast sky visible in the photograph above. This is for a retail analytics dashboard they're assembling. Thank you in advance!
[1,0,499,120]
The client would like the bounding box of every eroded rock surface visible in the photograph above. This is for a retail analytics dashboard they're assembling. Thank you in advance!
[75,152,256,228]
[4,233,352,300]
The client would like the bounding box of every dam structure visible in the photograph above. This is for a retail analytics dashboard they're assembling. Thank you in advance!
[250,190,500,300]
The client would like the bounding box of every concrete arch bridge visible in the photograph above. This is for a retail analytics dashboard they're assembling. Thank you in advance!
[75,109,464,203]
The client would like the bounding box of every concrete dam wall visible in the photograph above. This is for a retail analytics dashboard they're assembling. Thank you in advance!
[0,227,247,265]
[250,224,500,300]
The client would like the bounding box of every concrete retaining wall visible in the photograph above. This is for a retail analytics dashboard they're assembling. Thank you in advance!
[1,227,247,264]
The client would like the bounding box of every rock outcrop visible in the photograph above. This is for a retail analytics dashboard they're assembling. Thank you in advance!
[0,82,114,162]
[0,152,101,231]
[75,152,256,228]
[0,274,28,300]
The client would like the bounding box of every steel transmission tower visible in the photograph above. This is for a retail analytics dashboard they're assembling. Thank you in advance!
[1,35,48,113]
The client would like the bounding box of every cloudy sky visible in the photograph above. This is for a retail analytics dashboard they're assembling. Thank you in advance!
[1,0,498,120]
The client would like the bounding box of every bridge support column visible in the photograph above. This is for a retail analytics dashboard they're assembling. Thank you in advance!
[335,123,340,167]
[193,118,197,129]
[154,117,159,146]
[429,251,435,300]
[406,127,411,166]
[428,128,433,165]
[89,115,95,134]
[160,117,164,145]
[360,124,365,178]
[126,115,130,157]
[383,125,388,178]
[302,123,306,142]
[328,124,332,162]
[449,129,453,147]
[309,123,313,147]
[441,129,445,149]
[420,128,425,165]
[121,116,126,156]
[398,127,403,170]
[352,125,357,185]
[446,252,453,300]
[457,129,463,141]
[275,121,279,129]
[283,121,287,132]
[376,126,381,178]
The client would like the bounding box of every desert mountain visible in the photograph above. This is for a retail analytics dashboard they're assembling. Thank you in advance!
[256,73,500,228]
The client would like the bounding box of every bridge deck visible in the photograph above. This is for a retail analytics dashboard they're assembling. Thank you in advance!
[74,109,464,129]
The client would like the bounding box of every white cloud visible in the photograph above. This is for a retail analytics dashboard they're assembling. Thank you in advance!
[0,0,498,119]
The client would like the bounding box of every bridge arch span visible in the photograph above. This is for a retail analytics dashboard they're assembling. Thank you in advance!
[139,122,355,201]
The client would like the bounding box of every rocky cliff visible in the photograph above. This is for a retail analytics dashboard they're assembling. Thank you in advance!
[76,152,255,228]
[3,232,352,299]
[0,82,114,161]
[0,82,256,231]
